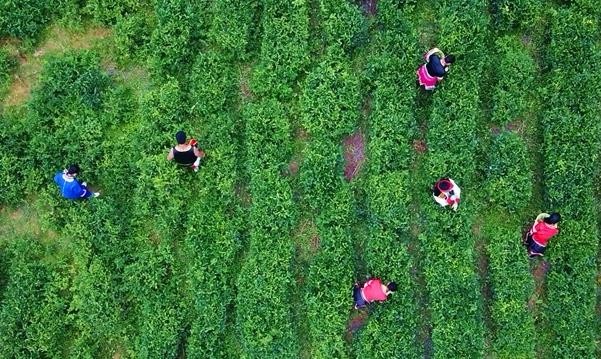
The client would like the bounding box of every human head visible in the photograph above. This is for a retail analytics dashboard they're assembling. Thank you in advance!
[66,164,80,176]
[175,130,186,145]
[386,282,397,293]
[544,212,561,224]
[436,178,452,192]
[444,54,455,65]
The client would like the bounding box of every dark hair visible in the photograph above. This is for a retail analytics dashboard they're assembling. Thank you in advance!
[444,54,455,64]
[67,164,80,175]
[175,130,186,144]
[436,178,452,192]
[544,212,561,224]
[387,282,397,292]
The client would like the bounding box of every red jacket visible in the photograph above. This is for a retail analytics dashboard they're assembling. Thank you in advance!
[530,222,558,246]
[361,279,388,302]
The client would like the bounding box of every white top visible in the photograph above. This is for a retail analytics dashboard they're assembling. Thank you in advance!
[432,178,461,209]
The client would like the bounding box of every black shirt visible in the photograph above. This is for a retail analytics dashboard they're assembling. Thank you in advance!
[426,54,447,77]
[173,146,197,165]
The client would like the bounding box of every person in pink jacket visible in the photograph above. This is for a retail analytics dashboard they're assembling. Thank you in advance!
[416,47,455,90]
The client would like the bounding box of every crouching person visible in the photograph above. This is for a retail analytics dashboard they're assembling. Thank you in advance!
[167,130,205,172]
[54,164,100,200]
[353,277,397,309]
[525,212,560,258]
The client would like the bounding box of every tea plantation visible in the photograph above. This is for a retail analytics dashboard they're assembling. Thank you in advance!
[0,0,599,358]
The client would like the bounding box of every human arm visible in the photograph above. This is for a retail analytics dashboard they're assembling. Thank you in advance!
[193,146,205,159]
[167,148,174,161]
[425,47,444,62]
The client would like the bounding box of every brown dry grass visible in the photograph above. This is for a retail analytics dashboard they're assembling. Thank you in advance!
[3,25,112,107]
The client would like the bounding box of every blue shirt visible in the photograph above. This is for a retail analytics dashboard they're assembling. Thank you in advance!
[426,54,447,77]
[54,172,87,199]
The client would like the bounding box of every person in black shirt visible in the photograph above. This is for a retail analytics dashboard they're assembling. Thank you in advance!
[417,48,455,90]
[167,130,205,172]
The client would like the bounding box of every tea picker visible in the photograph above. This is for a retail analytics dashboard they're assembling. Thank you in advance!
[524,212,561,258]
[167,130,205,172]
[432,178,461,211]
[54,164,100,199]
[416,47,455,90]
[353,277,397,310]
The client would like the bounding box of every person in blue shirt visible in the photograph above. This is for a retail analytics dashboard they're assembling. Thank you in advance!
[54,164,100,200]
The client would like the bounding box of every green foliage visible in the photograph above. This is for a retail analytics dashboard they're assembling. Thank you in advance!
[317,0,366,51]
[0,112,29,205]
[490,0,542,31]
[22,51,111,192]
[236,99,299,358]
[114,11,155,63]
[251,0,309,99]
[0,0,55,40]
[540,7,601,358]
[299,46,360,211]
[355,2,420,357]
[305,188,355,358]
[486,132,533,212]
[208,0,260,60]
[0,237,72,358]
[83,0,150,25]
[483,221,536,358]
[149,0,209,78]
[0,49,15,98]
[491,36,537,126]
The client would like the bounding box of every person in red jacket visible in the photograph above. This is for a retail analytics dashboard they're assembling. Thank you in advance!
[524,212,561,258]
[353,278,397,309]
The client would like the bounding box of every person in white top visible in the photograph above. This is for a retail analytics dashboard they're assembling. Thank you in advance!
[432,178,461,211]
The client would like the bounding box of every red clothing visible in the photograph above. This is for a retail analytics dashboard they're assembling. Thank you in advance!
[361,279,388,302]
[530,222,558,246]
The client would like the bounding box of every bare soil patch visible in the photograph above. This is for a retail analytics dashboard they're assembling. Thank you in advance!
[235,183,252,208]
[528,260,550,311]
[343,132,365,181]
[412,139,428,154]
[507,118,526,135]
[239,65,254,102]
[288,160,300,176]
[345,309,369,340]
[294,219,320,261]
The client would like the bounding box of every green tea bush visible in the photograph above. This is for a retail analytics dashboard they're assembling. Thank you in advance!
[0,49,15,98]
[114,11,155,63]
[490,0,543,31]
[317,0,365,51]
[0,0,54,40]
[354,1,420,357]
[251,0,309,99]
[541,7,600,358]
[299,46,360,211]
[184,47,242,358]
[304,187,355,358]
[208,0,260,60]
[149,0,208,78]
[23,51,111,191]
[0,112,30,206]
[297,43,359,356]
[417,0,490,356]
[83,0,150,25]
[236,99,299,358]
[491,36,537,126]
[0,236,72,357]
[483,221,536,358]
[486,132,533,212]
